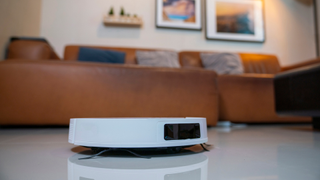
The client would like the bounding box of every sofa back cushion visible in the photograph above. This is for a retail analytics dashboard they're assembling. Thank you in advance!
[239,53,281,74]
[64,46,162,64]
[179,51,281,74]
[180,54,203,69]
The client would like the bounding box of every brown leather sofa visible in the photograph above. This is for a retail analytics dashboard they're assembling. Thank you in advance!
[65,46,315,123]
[179,51,318,123]
[0,42,218,126]
[1,40,317,126]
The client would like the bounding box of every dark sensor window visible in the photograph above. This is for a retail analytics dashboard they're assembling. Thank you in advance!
[164,123,200,140]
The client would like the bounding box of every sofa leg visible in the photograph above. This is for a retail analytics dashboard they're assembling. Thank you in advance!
[313,117,320,129]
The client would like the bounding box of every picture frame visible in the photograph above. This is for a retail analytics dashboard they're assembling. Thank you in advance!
[205,0,265,42]
[156,0,202,30]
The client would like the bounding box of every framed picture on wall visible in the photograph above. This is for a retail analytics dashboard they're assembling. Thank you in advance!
[156,0,202,30]
[205,0,265,42]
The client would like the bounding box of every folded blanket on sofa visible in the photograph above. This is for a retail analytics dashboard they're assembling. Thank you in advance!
[200,52,244,75]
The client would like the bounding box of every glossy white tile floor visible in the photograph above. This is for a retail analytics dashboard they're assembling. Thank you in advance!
[0,125,319,180]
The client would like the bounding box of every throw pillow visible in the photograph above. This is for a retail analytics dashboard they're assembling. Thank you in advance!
[136,50,180,68]
[78,47,125,64]
[200,52,244,75]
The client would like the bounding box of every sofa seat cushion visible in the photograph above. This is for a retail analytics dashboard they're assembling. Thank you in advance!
[136,50,180,68]
[201,52,244,75]
[78,47,125,64]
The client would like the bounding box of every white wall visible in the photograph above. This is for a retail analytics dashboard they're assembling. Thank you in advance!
[0,0,42,60]
[40,0,317,66]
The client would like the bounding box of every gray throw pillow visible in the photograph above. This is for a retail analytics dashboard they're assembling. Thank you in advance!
[136,50,180,68]
[200,52,244,75]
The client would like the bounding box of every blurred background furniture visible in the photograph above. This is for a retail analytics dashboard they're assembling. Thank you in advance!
[1,38,319,126]
[179,51,317,123]
[274,63,320,129]
[5,37,60,60]
[0,41,218,126]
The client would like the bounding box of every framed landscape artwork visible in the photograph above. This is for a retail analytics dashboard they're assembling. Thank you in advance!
[156,0,202,30]
[205,0,265,42]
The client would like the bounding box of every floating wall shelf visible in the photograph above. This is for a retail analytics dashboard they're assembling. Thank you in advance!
[103,16,143,27]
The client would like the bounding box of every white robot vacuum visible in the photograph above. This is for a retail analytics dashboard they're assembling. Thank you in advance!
[68,117,208,158]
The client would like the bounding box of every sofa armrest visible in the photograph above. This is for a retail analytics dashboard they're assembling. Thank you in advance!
[7,40,60,60]
[217,74,311,123]
[0,60,218,126]
[275,64,320,117]
[281,58,320,72]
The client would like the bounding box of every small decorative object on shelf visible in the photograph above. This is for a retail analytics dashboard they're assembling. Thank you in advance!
[108,7,114,16]
[120,7,125,16]
[104,6,143,27]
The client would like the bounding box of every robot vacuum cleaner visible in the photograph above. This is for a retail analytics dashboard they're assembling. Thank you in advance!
[68,117,208,158]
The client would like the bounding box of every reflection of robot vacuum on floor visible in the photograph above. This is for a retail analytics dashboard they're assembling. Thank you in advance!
[68,153,208,180]
[68,117,209,159]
